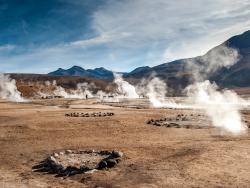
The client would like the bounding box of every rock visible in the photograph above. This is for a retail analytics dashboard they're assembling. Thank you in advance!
[153,122,161,126]
[111,150,123,158]
[98,160,107,169]
[46,156,65,172]
[65,150,72,154]
[54,153,59,157]
[106,159,117,168]
[99,150,112,155]
[169,123,180,128]
[63,166,80,176]
[147,120,153,124]
[80,165,91,172]
[47,156,57,163]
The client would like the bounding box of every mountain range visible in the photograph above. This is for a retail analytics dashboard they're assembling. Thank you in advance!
[48,66,114,80]
[49,30,250,89]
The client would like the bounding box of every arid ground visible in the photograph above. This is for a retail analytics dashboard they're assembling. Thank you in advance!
[1,98,250,188]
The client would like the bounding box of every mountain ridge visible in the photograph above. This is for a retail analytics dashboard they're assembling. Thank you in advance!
[48,66,114,80]
[48,30,250,88]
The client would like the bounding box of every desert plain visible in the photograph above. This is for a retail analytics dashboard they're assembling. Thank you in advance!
[0,98,250,188]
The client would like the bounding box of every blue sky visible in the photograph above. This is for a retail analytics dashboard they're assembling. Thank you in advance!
[0,0,250,73]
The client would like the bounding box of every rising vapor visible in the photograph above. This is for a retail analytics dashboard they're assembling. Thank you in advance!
[0,74,25,102]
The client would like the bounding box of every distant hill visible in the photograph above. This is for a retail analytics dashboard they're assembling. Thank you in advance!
[48,66,114,80]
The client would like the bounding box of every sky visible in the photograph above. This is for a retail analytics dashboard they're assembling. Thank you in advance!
[0,0,250,73]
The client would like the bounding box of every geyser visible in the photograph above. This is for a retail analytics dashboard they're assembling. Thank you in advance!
[0,73,25,102]
[186,80,248,135]
[185,45,248,135]
[113,73,139,98]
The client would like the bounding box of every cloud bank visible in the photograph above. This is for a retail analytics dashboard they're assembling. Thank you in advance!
[0,0,250,73]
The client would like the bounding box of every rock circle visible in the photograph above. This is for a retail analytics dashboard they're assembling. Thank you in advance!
[32,150,123,176]
[65,112,115,117]
[147,113,210,129]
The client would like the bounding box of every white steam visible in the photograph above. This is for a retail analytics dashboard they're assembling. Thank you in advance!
[144,45,248,135]
[39,75,140,102]
[0,74,25,102]
[53,82,94,99]
[145,77,188,108]
[186,45,239,81]
[113,73,139,98]
[186,80,247,135]
[185,45,248,135]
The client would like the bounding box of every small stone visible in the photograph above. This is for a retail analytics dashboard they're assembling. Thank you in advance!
[153,122,161,126]
[111,150,123,158]
[106,159,117,168]
[80,165,90,172]
[98,160,107,169]
[49,155,57,161]
[54,153,59,157]
[65,150,72,154]
[146,120,152,124]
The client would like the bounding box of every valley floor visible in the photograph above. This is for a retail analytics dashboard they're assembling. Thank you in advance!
[0,99,250,187]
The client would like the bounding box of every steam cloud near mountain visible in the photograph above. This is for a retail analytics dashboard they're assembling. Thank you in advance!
[142,45,248,135]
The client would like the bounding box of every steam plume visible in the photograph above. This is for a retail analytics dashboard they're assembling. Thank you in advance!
[0,73,25,102]
[144,45,247,135]
[113,73,139,98]
[144,77,188,108]
[186,45,239,81]
[186,80,247,134]
[53,81,94,99]
[185,45,247,134]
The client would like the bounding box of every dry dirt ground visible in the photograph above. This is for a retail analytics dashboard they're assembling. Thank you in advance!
[1,98,250,188]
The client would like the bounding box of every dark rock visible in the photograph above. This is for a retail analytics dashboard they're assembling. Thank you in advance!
[106,159,117,168]
[98,160,107,169]
[147,120,153,124]
[111,150,123,158]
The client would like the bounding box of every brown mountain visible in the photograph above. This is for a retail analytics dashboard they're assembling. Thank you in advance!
[124,30,250,91]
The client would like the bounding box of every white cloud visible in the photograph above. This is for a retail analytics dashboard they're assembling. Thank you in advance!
[91,0,250,62]
[68,32,132,48]
[1,0,250,73]
[0,44,16,52]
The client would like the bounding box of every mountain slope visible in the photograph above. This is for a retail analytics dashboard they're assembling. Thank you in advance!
[125,30,250,88]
